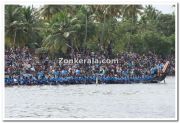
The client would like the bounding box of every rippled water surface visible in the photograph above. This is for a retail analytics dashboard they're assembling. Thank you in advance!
[5,77,176,118]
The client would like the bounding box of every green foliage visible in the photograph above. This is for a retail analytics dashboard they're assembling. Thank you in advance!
[5,5,175,57]
[5,5,42,48]
[156,14,175,36]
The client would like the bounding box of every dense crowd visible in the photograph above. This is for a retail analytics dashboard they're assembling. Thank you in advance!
[5,47,175,85]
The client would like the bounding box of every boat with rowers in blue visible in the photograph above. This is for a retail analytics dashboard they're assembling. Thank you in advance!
[5,61,170,86]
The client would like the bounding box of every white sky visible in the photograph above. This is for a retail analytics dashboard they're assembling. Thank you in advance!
[152,4,174,14]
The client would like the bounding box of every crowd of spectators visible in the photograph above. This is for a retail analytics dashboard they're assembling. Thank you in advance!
[5,47,175,85]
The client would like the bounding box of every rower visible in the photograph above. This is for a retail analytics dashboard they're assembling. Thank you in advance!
[157,61,164,77]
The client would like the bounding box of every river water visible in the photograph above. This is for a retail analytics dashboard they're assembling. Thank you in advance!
[5,76,176,119]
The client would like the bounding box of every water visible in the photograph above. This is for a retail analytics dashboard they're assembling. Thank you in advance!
[5,77,176,118]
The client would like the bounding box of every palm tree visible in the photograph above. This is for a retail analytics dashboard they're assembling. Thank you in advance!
[42,10,84,56]
[143,5,161,23]
[5,5,42,48]
[123,5,143,24]
[77,5,94,53]
[91,5,123,53]
[122,5,143,51]
[139,5,161,33]
[38,5,66,20]
[21,6,42,48]
[5,5,24,48]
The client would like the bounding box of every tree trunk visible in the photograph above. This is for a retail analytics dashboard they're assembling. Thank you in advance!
[100,13,106,51]
[84,13,88,54]
[13,29,17,48]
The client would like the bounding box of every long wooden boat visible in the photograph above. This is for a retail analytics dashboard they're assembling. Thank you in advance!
[5,61,170,86]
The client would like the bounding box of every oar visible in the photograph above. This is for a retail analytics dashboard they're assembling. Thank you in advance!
[96,76,98,84]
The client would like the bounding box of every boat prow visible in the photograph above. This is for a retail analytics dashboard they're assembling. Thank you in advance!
[152,61,170,83]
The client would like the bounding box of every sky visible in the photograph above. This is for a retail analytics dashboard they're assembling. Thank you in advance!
[152,4,174,14]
